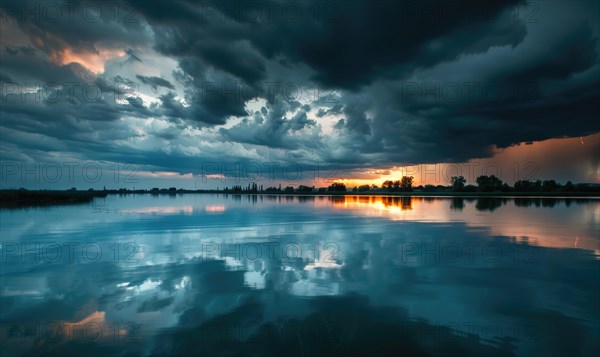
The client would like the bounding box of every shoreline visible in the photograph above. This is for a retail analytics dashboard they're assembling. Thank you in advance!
[109,192,600,198]
[0,190,108,208]
[1,189,598,208]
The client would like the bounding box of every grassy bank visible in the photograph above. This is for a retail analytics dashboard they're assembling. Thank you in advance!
[0,190,108,208]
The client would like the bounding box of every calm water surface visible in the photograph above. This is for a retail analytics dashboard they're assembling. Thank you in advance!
[1,195,599,356]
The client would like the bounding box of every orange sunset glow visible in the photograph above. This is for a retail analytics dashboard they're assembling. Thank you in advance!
[333,133,600,188]
[326,195,599,252]
[48,46,126,74]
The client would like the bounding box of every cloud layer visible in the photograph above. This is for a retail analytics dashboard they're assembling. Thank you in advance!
[1,0,598,186]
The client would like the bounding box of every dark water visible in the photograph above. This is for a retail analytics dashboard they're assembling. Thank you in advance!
[1,195,599,356]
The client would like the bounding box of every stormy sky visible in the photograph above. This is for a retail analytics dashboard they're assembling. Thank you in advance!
[0,0,598,189]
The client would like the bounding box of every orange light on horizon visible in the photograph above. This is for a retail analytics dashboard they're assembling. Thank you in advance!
[322,195,600,252]
[329,195,419,220]
[324,133,600,188]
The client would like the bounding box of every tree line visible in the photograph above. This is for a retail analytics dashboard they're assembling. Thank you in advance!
[218,175,598,194]
[23,176,595,195]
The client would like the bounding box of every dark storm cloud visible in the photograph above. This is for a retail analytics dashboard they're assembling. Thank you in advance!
[130,0,524,89]
[1,45,93,83]
[316,103,343,118]
[1,0,599,177]
[371,11,600,162]
[162,57,256,125]
[5,45,36,56]
[0,51,156,161]
[220,95,318,149]
[121,0,527,130]
[124,0,581,165]
[1,1,149,56]
[136,74,175,91]
[196,41,267,85]
[248,0,526,89]
[0,73,14,83]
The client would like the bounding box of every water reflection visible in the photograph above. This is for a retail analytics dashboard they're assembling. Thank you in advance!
[1,195,598,356]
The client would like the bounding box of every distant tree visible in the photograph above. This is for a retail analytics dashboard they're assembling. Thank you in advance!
[382,180,394,191]
[514,179,545,192]
[357,184,371,192]
[296,185,314,193]
[542,180,559,192]
[400,176,414,192]
[476,175,504,192]
[328,182,347,192]
[564,181,574,192]
[450,176,466,192]
[284,186,295,193]
[513,180,529,192]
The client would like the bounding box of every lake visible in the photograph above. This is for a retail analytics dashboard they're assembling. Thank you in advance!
[1,194,599,356]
